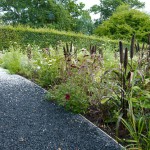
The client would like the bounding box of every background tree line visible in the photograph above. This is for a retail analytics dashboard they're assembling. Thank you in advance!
[0,0,150,42]
[0,0,93,34]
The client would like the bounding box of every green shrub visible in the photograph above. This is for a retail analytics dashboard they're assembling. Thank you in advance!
[94,4,150,42]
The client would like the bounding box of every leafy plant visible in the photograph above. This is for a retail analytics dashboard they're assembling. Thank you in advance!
[48,80,89,114]
[120,100,150,150]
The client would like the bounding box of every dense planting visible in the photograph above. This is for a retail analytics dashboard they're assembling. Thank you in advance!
[0,34,149,149]
[1,1,149,149]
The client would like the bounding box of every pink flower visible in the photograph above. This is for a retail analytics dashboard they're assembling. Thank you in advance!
[65,94,70,100]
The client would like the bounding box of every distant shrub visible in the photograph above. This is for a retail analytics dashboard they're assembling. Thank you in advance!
[94,4,150,43]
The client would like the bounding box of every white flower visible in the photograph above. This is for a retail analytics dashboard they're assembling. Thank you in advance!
[81,48,86,51]
[37,66,41,70]
[38,49,42,52]
[49,60,52,63]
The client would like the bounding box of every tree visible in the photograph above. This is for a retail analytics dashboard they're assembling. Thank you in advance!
[90,0,145,22]
[94,4,150,42]
[55,0,85,18]
[0,0,93,33]
[54,0,93,33]
[0,0,73,30]
[74,10,94,34]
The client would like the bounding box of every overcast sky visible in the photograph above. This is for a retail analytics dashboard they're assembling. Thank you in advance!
[78,0,150,19]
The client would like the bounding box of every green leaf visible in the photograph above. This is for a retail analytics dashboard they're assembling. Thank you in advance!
[132,86,141,92]
[130,98,138,102]
[101,98,109,104]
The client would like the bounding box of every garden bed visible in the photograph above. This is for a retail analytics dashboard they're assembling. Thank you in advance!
[0,36,150,149]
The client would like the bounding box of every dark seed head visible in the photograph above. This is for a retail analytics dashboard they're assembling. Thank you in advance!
[135,44,138,53]
[66,43,69,53]
[130,34,135,59]
[63,46,66,55]
[124,48,128,70]
[119,41,123,64]
[70,42,73,52]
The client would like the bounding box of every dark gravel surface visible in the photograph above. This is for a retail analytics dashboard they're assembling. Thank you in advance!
[0,68,123,150]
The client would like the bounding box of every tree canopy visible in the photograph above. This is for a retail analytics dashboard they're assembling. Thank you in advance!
[94,4,150,42]
[90,0,145,22]
[0,0,149,38]
[0,0,93,33]
[0,0,72,29]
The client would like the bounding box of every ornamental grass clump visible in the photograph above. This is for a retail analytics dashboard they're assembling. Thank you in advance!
[116,35,150,149]
[1,46,27,74]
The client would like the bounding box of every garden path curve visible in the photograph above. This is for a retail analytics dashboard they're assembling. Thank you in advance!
[0,68,123,150]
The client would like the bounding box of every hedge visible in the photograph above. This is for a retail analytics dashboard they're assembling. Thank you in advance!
[0,25,128,50]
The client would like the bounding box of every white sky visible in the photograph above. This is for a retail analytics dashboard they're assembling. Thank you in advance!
[78,0,150,20]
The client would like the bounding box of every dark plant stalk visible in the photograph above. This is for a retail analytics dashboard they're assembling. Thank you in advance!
[63,46,68,71]
[70,42,73,53]
[135,43,140,53]
[130,35,135,67]
[63,46,66,58]
[123,47,129,118]
[119,41,127,118]
[119,41,123,64]
[66,43,69,53]
[124,48,128,75]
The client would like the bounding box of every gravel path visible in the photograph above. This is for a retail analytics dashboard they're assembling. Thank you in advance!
[0,68,123,150]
